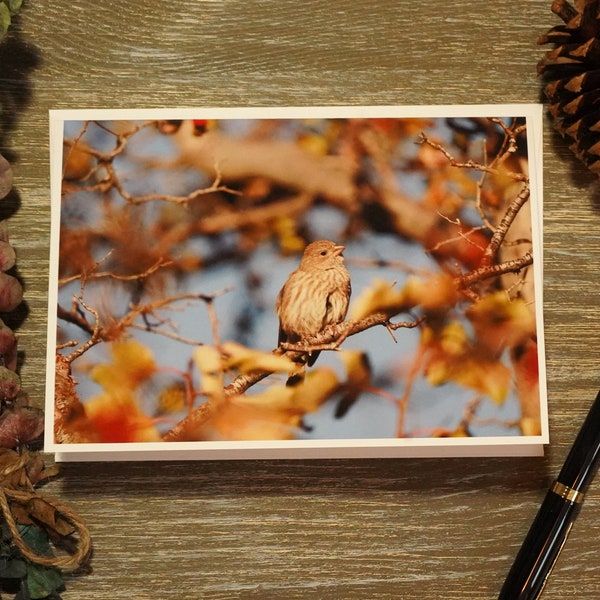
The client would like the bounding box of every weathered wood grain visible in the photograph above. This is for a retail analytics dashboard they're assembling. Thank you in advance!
[3,0,600,597]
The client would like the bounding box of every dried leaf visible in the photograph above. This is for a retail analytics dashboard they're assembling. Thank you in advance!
[0,272,23,312]
[0,154,11,199]
[27,498,76,537]
[0,317,17,370]
[0,555,27,579]
[0,406,44,448]
[0,365,20,401]
[0,241,15,272]
[25,454,59,487]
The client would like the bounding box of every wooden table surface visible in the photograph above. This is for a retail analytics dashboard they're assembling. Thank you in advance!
[4,0,600,598]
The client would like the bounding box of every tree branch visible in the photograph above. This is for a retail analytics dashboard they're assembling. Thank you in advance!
[457,250,533,290]
[480,182,530,267]
[161,313,424,442]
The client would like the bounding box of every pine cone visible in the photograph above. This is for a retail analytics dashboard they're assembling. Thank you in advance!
[538,0,600,174]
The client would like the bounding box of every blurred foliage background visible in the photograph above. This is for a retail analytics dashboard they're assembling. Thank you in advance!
[52,113,541,446]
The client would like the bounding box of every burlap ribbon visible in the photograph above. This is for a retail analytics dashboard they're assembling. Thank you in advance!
[0,448,91,570]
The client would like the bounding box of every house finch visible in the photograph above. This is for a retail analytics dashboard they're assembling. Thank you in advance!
[276,240,351,385]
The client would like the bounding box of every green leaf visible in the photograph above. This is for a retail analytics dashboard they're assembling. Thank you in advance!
[17,525,53,558]
[0,522,27,581]
[0,556,27,579]
[15,526,64,599]
[0,4,11,36]
[7,0,23,12]
[25,562,65,599]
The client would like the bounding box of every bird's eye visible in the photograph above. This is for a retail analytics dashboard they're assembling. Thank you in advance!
[320,250,327,256]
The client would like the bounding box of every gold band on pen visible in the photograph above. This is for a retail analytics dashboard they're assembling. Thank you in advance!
[551,480,585,504]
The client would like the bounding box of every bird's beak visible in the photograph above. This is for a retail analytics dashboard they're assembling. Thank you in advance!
[333,244,345,257]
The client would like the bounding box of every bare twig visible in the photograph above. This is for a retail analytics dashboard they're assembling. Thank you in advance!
[416,131,528,182]
[58,287,233,350]
[64,296,103,364]
[59,253,170,286]
[427,214,488,256]
[103,160,238,205]
[457,250,533,290]
[487,118,527,171]
[64,121,239,205]
[480,182,530,267]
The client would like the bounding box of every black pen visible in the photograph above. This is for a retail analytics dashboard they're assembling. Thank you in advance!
[498,388,600,599]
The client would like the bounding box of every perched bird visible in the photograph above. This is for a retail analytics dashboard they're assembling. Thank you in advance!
[276,240,351,385]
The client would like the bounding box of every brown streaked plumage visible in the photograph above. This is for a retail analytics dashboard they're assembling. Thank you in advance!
[276,240,351,385]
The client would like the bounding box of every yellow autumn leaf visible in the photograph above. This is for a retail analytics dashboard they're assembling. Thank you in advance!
[431,422,470,438]
[521,416,541,437]
[451,357,511,405]
[110,339,156,371]
[202,368,340,441]
[425,351,510,404]
[238,367,339,414]
[467,291,536,353]
[335,350,371,418]
[513,338,541,435]
[289,367,341,413]
[237,385,296,411]
[204,400,298,441]
[273,217,305,253]
[349,279,407,321]
[298,132,329,156]
[423,322,511,404]
[339,350,371,388]
[438,322,469,356]
[221,341,295,374]
[193,346,224,400]
[419,326,450,384]
[157,382,187,414]
[425,356,452,387]
[90,340,157,392]
[403,273,458,312]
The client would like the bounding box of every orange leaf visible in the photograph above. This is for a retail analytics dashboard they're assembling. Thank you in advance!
[85,390,161,443]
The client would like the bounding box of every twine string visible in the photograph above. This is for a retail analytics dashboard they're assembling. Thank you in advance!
[0,450,91,571]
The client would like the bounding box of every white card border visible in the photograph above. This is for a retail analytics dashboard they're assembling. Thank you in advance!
[45,103,548,461]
